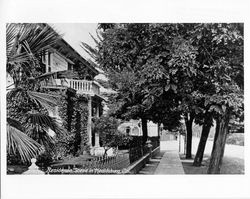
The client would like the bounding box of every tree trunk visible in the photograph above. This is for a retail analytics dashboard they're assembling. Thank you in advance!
[185,113,194,159]
[141,117,148,145]
[207,112,230,174]
[211,118,220,154]
[193,114,213,166]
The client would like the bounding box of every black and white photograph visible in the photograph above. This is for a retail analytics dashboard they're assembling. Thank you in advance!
[1,0,250,199]
[5,22,244,175]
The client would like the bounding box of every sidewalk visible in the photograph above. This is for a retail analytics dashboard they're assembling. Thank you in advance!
[138,151,165,175]
[154,141,185,174]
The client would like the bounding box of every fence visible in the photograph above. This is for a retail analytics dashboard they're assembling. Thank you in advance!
[82,152,130,170]
[129,146,149,164]
[129,140,159,164]
[48,152,130,174]
[150,139,160,150]
[47,140,159,174]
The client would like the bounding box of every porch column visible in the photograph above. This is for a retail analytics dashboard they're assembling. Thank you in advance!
[87,96,92,146]
[96,104,100,117]
[95,133,100,147]
[95,103,100,147]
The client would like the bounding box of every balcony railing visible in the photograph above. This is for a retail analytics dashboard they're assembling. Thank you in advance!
[69,79,100,95]
[40,78,100,95]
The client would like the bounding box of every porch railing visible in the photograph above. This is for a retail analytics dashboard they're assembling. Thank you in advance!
[40,78,100,95]
[68,79,100,95]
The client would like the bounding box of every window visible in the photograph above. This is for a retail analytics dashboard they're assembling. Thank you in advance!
[132,127,139,136]
[41,51,46,63]
[41,63,46,73]
[68,63,72,70]
[126,127,130,135]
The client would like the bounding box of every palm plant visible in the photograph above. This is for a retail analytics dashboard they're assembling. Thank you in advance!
[7,118,42,162]
[6,23,65,163]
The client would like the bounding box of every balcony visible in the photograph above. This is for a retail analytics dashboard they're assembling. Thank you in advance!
[69,79,100,95]
[40,78,100,96]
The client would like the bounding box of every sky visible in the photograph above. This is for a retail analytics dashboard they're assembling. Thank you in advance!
[51,23,107,81]
[51,23,98,61]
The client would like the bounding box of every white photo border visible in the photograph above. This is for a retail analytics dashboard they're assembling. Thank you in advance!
[1,0,249,198]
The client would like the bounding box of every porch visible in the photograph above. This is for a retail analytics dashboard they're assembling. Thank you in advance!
[39,70,100,96]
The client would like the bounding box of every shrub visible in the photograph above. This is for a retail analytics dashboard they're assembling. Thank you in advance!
[226,133,244,146]
[93,116,131,155]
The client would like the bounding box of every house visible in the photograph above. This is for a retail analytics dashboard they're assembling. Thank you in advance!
[118,119,159,137]
[35,25,104,150]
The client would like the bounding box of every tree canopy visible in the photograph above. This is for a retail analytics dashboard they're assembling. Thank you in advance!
[82,23,243,173]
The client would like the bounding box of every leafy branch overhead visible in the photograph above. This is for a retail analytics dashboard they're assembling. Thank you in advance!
[82,23,243,173]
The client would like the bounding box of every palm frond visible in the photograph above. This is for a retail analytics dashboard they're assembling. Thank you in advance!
[7,87,25,98]
[24,24,60,54]
[6,23,62,161]
[6,23,60,77]
[6,24,35,68]
[6,24,20,58]
[89,33,100,46]
[27,91,59,111]
[7,53,31,66]
[26,128,56,150]
[7,118,42,163]
[25,112,66,137]
[81,42,99,60]
[7,84,59,112]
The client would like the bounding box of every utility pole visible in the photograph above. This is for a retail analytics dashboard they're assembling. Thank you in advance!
[179,131,181,153]
[184,133,187,155]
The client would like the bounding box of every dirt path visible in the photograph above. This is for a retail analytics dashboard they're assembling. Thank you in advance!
[180,137,244,174]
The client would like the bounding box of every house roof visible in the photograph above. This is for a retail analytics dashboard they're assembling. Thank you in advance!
[37,70,79,79]
[46,24,99,76]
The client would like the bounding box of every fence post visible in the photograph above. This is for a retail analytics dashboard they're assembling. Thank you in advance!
[22,158,45,175]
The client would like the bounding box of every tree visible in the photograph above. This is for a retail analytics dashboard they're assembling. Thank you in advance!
[6,23,65,163]
[188,23,243,172]
[206,60,243,173]
[82,24,197,146]
[193,111,213,166]
[92,115,131,156]
[82,23,243,170]
[140,31,199,158]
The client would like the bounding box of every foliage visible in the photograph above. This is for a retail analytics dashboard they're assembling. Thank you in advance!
[54,91,89,157]
[226,133,244,146]
[82,24,191,132]
[191,23,244,173]
[6,84,66,163]
[7,23,59,87]
[6,23,64,163]
[36,149,54,167]
[72,96,89,154]
[93,115,131,155]
[191,23,243,116]
[83,23,243,172]
[55,91,76,157]
[7,118,42,163]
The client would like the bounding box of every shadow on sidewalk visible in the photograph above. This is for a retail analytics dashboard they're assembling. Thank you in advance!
[138,151,165,175]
